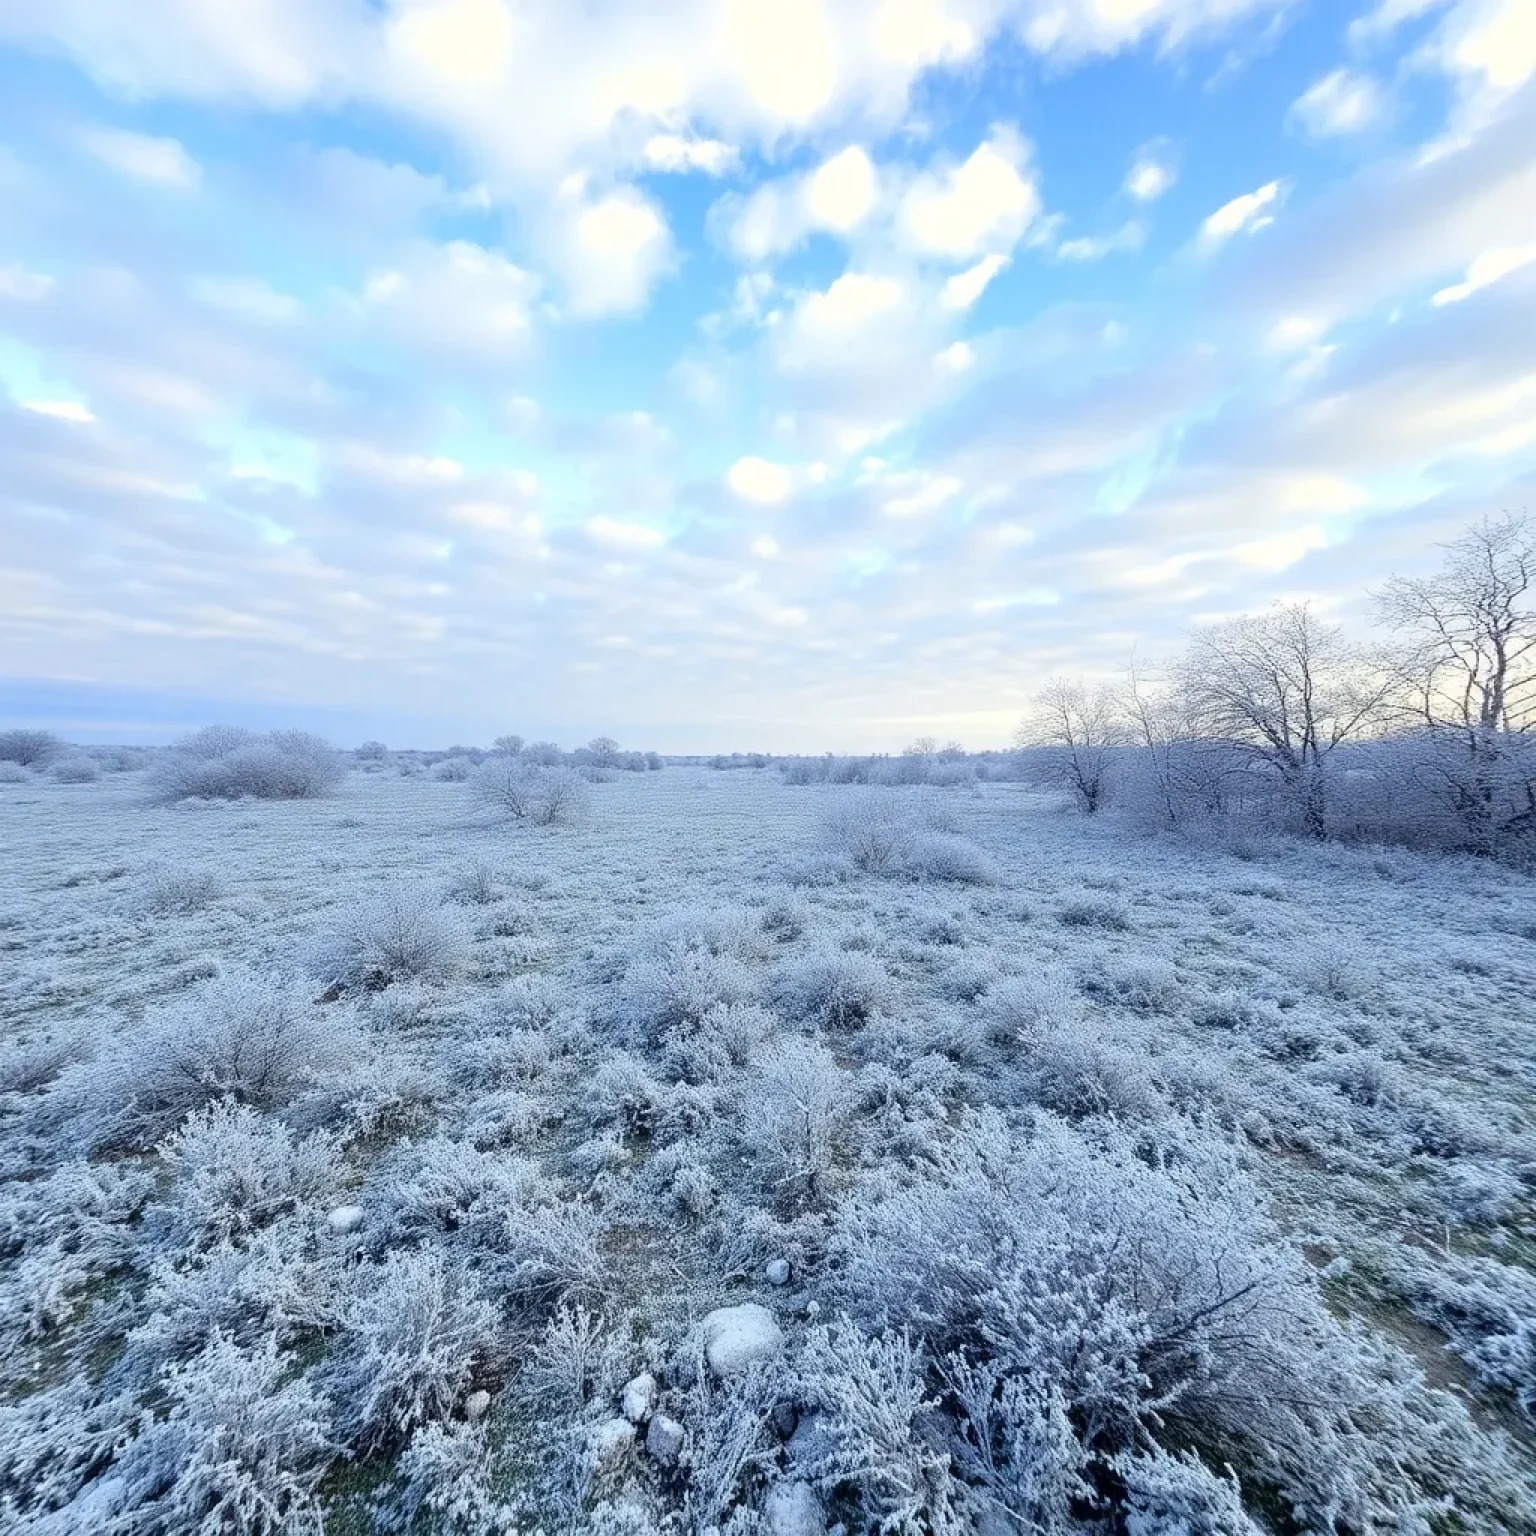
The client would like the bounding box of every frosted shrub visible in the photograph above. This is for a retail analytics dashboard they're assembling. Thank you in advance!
[378,1421,511,1534]
[770,947,893,1029]
[0,1379,132,1526]
[471,760,590,825]
[0,728,63,765]
[132,864,224,916]
[433,757,474,782]
[445,859,501,905]
[1080,954,1182,1014]
[96,973,338,1147]
[381,1137,546,1247]
[109,1331,337,1536]
[903,832,998,885]
[821,795,918,874]
[149,726,343,802]
[834,1111,1511,1530]
[309,887,469,992]
[149,1100,342,1248]
[739,1036,857,1206]
[1057,896,1131,931]
[797,1322,963,1535]
[52,755,101,784]
[984,970,1082,1043]
[619,946,754,1043]
[1022,1032,1164,1122]
[0,760,29,784]
[325,1247,501,1451]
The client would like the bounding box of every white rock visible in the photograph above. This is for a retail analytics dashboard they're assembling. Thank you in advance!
[591,1417,636,1464]
[764,1258,791,1287]
[464,1389,491,1421]
[646,1412,686,1466]
[621,1372,658,1423]
[702,1302,784,1378]
[764,1480,825,1536]
[327,1204,365,1235]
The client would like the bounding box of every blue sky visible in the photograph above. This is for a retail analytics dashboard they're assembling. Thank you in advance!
[1,0,1533,752]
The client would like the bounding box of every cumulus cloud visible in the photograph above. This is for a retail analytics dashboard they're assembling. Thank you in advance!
[898,126,1039,260]
[1124,146,1176,202]
[547,181,674,317]
[358,239,539,358]
[1431,243,1536,304]
[1199,179,1284,245]
[939,253,1009,310]
[642,132,739,175]
[727,456,796,504]
[1290,69,1384,138]
[720,145,880,260]
[80,126,200,186]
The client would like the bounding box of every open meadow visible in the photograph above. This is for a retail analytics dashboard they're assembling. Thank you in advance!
[3,759,1534,1533]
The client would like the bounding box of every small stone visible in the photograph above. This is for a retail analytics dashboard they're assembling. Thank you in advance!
[646,1412,685,1466]
[327,1204,365,1235]
[464,1390,491,1422]
[701,1302,784,1379]
[621,1372,658,1423]
[786,1412,836,1473]
[764,1258,791,1287]
[771,1400,799,1439]
[764,1480,826,1536]
[591,1418,636,1464]
[803,1299,820,1318]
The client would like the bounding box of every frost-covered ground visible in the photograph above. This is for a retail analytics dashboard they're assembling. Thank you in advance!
[2,763,1535,1533]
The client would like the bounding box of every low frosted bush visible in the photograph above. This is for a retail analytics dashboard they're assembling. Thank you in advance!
[903,833,998,885]
[1022,1031,1165,1122]
[445,860,501,905]
[984,970,1082,1043]
[92,973,340,1147]
[1080,954,1182,1014]
[51,755,101,784]
[432,757,474,782]
[618,946,754,1042]
[131,864,224,916]
[739,1036,858,1207]
[0,728,63,765]
[309,888,470,992]
[821,795,919,874]
[1057,896,1131,931]
[325,1248,501,1451]
[109,1331,338,1535]
[470,760,590,825]
[149,1100,343,1249]
[0,760,29,784]
[149,726,343,802]
[770,947,893,1029]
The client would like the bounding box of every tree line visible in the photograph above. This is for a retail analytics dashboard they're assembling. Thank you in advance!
[1019,513,1536,862]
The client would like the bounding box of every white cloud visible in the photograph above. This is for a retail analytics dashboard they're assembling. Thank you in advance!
[1290,70,1383,138]
[387,0,518,88]
[1200,180,1284,245]
[872,0,981,65]
[804,146,880,233]
[1017,0,1290,61]
[1056,220,1146,262]
[586,516,666,551]
[192,276,304,324]
[725,0,837,122]
[934,341,976,374]
[939,253,1009,310]
[1431,243,1536,304]
[359,239,539,358]
[877,469,963,517]
[794,272,906,337]
[21,399,95,423]
[0,264,55,301]
[80,127,200,187]
[1124,147,1176,202]
[899,126,1039,260]
[643,133,739,175]
[554,184,673,316]
[727,455,795,504]
[722,146,879,261]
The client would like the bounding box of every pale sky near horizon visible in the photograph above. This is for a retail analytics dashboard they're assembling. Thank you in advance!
[1,0,1534,752]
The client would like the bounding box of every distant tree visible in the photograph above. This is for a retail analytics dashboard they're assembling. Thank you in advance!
[903,737,939,758]
[523,740,562,766]
[586,736,620,768]
[0,729,64,766]
[492,734,524,756]
[1017,680,1127,814]
[1179,603,1391,838]
[356,740,389,761]
[1377,512,1536,855]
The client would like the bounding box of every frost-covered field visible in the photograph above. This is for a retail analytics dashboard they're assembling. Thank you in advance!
[3,763,1535,1533]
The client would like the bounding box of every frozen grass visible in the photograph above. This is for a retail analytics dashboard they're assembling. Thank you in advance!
[1,766,1534,1532]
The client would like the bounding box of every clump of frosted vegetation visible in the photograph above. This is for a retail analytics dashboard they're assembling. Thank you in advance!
[0,728,63,765]
[131,864,224,915]
[149,724,343,802]
[51,755,101,784]
[308,888,470,993]
[0,761,30,784]
[770,946,893,1028]
[819,792,996,883]
[470,758,591,824]
[75,972,342,1150]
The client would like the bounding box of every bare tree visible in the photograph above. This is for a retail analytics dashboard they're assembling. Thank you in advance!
[1376,512,1536,854]
[1179,604,1391,838]
[1017,679,1127,813]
